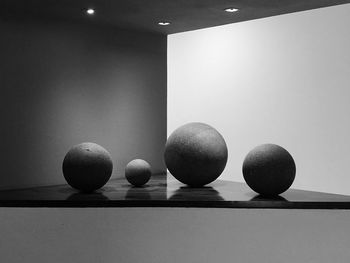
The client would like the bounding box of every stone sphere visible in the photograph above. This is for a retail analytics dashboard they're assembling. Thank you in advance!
[242,144,296,196]
[125,159,152,187]
[164,122,228,187]
[62,142,113,192]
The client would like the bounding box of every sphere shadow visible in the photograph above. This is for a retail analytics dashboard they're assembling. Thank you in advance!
[250,194,288,202]
[168,186,225,201]
[66,192,110,201]
[125,186,152,200]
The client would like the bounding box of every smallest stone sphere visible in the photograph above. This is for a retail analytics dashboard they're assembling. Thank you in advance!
[125,159,152,187]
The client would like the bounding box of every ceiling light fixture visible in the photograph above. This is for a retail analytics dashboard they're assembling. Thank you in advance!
[158,22,170,26]
[86,8,95,15]
[224,7,239,13]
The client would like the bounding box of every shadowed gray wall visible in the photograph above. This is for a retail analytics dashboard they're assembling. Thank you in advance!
[0,18,167,190]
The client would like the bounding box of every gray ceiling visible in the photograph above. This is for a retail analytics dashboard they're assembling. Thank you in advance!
[1,0,349,34]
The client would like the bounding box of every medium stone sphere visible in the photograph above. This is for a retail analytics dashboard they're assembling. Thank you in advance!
[62,142,113,192]
[242,144,296,196]
[164,122,228,187]
[125,159,152,187]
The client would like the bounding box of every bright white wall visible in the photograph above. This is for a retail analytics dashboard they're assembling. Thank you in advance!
[168,4,350,195]
[1,207,350,263]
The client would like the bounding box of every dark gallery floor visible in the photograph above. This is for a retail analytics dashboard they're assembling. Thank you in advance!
[1,174,350,209]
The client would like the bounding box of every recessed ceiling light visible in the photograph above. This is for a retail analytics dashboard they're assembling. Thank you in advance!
[224,7,239,13]
[158,22,170,26]
[86,8,95,15]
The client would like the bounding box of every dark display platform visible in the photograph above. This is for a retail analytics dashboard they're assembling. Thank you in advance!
[0,175,350,209]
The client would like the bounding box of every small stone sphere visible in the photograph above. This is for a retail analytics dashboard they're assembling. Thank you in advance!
[164,122,228,187]
[242,144,296,196]
[62,142,113,192]
[125,159,152,187]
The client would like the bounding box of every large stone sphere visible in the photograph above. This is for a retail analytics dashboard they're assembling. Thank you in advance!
[164,122,228,187]
[242,144,296,196]
[125,159,152,187]
[62,142,113,192]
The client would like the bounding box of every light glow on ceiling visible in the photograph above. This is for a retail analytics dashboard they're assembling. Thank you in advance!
[224,8,239,13]
[158,22,170,26]
[86,8,95,15]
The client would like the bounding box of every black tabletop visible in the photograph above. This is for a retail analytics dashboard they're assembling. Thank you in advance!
[0,175,349,209]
